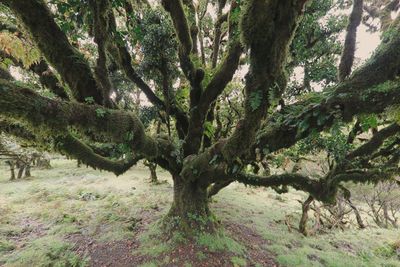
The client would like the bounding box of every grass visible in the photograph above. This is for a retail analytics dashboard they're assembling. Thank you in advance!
[1,159,400,266]
[214,185,400,267]
[196,231,245,255]
[4,236,87,267]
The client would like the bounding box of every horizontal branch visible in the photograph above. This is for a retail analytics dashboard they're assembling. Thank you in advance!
[235,167,398,203]
[235,172,321,197]
[56,134,140,175]
[0,118,143,175]
[346,123,400,160]
[0,79,160,159]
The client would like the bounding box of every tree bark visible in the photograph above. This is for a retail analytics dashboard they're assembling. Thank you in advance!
[24,162,31,177]
[6,161,15,180]
[148,163,158,183]
[16,160,24,179]
[299,195,314,236]
[163,176,216,236]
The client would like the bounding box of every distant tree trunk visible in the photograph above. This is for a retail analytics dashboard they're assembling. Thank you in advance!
[299,195,314,236]
[144,160,158,183]
[164,176,216,236]
[37,158,51,169]
[6,160,15,180]
[347,199,366,229]
[24,162,31,177]
[149,163,158,183]
[16,160,24,179]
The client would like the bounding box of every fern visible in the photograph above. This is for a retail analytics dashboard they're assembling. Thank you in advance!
[0,32,41,68]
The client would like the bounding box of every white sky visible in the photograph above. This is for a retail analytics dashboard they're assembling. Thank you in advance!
[353,25,380,64]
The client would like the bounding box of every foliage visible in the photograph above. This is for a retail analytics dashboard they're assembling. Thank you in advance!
[286,0,346,98]
[0,32,41,68]
[5,236,86,266]
[138,8,179,93]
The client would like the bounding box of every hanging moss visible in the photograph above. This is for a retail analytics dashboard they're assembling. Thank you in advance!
[0,79,160,160]
[4,0,105,105]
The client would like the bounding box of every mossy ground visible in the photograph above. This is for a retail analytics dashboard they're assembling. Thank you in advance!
[0,159,399,266]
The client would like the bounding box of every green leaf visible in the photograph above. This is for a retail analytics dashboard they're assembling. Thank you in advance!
[204,121,215,139]
[95,108,107,118]
[249,91,263,111]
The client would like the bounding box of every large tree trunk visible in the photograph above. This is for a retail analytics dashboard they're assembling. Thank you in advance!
[163,176,217,236]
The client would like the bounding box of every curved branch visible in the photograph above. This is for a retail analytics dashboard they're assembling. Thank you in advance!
[235,167,398,203]
[221,0,307,161]
[255,18,400,156]
[56,134,140,176]
[3,0,106,105]
[0,79,160,159]
[161,0,193,55]
[182,2,243,156]
[105,11,189,135]
[89,0,114,107]
[346,123,400,160]
[0,119,139,175]
[162,0,204,125]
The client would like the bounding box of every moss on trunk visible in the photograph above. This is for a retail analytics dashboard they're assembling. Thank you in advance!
[163,176,217,237]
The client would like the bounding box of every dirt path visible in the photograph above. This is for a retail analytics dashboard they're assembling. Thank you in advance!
[69,220,278,267]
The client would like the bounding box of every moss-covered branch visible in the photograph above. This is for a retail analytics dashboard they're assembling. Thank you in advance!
[338,0,363,81]
[221,0,307,161]
[56,134,140,176]
[3,0,106,105]
[162,0,205,156]
[0,118,139,175]
[234,167,398,203]
[254,17,400,157]
[184,39,243,155]
[89,0,114,107]
[161,0,193,55]
[0,79,160,160]
[346,123,400,160]
[0,31,69,100]
[105,11,189,136]
[235,172,328,201]
[181,13,400,185]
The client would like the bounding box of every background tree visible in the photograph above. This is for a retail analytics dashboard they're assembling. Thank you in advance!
[0,0,400,238]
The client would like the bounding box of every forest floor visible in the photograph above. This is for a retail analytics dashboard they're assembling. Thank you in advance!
[0,159,399,267]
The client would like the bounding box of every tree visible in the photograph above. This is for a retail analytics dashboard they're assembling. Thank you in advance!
[0,0,400,237]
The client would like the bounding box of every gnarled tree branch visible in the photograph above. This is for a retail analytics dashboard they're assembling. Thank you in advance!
[2,0,106,105]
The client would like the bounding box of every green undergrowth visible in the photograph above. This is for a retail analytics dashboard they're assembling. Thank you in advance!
[135,218,246,265]
[214,185,400,267]
[4,236,87,267]
[1,159,400,266]
[196,231,245,255]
